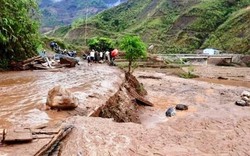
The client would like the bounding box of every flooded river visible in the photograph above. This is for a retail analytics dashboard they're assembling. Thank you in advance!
[0,63,123,129]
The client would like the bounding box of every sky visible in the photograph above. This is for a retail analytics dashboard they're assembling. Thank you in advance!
[52,0,63,2]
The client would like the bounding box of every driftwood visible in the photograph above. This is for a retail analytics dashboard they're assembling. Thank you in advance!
[34,125,74,156]
[31,128,61,135]
[22,56,43,64]
[10,56,44,70]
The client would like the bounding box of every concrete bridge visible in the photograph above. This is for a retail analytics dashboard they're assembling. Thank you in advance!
[154,54,235,65]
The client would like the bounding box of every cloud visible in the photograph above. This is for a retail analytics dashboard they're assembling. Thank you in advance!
[51,0,63,2]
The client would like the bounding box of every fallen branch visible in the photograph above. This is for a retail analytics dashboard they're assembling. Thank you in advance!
[138,75,162,80]
[34,125,74,156]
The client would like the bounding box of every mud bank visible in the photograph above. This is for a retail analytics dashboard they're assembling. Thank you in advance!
[91,73,149,123]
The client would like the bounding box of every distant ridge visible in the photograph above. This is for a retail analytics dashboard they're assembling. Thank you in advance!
[47,0,250,54]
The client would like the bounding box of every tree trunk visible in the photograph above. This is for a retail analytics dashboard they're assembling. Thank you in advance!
[128,60,132,73]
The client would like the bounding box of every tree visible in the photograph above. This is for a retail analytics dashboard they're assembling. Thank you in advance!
[0,0,40,68]
[120,35,147,73]
[87,37,114,52]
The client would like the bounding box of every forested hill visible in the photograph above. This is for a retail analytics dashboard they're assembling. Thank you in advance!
[39,0,127,31]
[49,0,250,54]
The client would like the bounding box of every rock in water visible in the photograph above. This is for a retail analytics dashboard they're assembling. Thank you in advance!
[241,91,250,98]
[242,96,250,103]
[165,107,176,117]
[175,104,188,110]
[46,86,78,110]
[235,100,247,107]
[60,56,78,67]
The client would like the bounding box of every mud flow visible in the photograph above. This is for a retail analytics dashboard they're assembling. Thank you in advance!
[0,63,123,129]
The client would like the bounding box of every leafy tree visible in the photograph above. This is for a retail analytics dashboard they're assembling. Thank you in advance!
[120,35,146,73]
[0,0,40,68]
[87,37,114,52]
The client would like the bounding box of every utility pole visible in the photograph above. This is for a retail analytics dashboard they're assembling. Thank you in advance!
[84,3,88,46]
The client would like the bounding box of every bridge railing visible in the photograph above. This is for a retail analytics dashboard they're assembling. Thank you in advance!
[153,53,235,59]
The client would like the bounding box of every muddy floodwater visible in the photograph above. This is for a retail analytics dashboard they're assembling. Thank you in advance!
[0,63,123,129]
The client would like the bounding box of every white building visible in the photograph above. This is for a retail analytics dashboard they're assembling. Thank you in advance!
[203,48,220,55]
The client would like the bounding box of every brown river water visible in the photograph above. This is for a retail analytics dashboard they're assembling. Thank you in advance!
[0,63,122,129]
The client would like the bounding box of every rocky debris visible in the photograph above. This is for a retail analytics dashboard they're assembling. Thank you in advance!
[241,91,250,97]
[46,86,79,110]
[175,104,188,110]
[235,91,250,106]
[235,100,247,106]
[4,129,33,144]
[165,107,176,117]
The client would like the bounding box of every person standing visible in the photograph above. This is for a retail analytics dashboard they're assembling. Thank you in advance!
[105,51,110,63]
[100,51,103,60]
[90,49,95,63]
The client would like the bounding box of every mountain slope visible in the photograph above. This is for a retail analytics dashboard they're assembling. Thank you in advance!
[48,0,250,54]
[202,6,250,53]
[39,0,126,31]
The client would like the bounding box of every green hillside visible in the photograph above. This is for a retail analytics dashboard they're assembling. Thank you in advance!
[47,0,250,54]
[203,6,250,53]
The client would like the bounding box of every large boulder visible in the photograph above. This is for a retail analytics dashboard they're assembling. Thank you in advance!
[60,56,79,67]
[46,86,78,110]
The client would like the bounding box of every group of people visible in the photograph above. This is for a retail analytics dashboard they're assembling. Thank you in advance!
[50,41,77,57]
[86,49,116,66]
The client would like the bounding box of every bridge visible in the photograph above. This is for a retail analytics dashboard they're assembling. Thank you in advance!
[154,54,235,65]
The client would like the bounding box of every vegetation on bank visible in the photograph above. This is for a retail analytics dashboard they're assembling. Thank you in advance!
[120,35,147,73]
[48,0,250,54]
[0,0,40,68]
[87,37,114,52]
